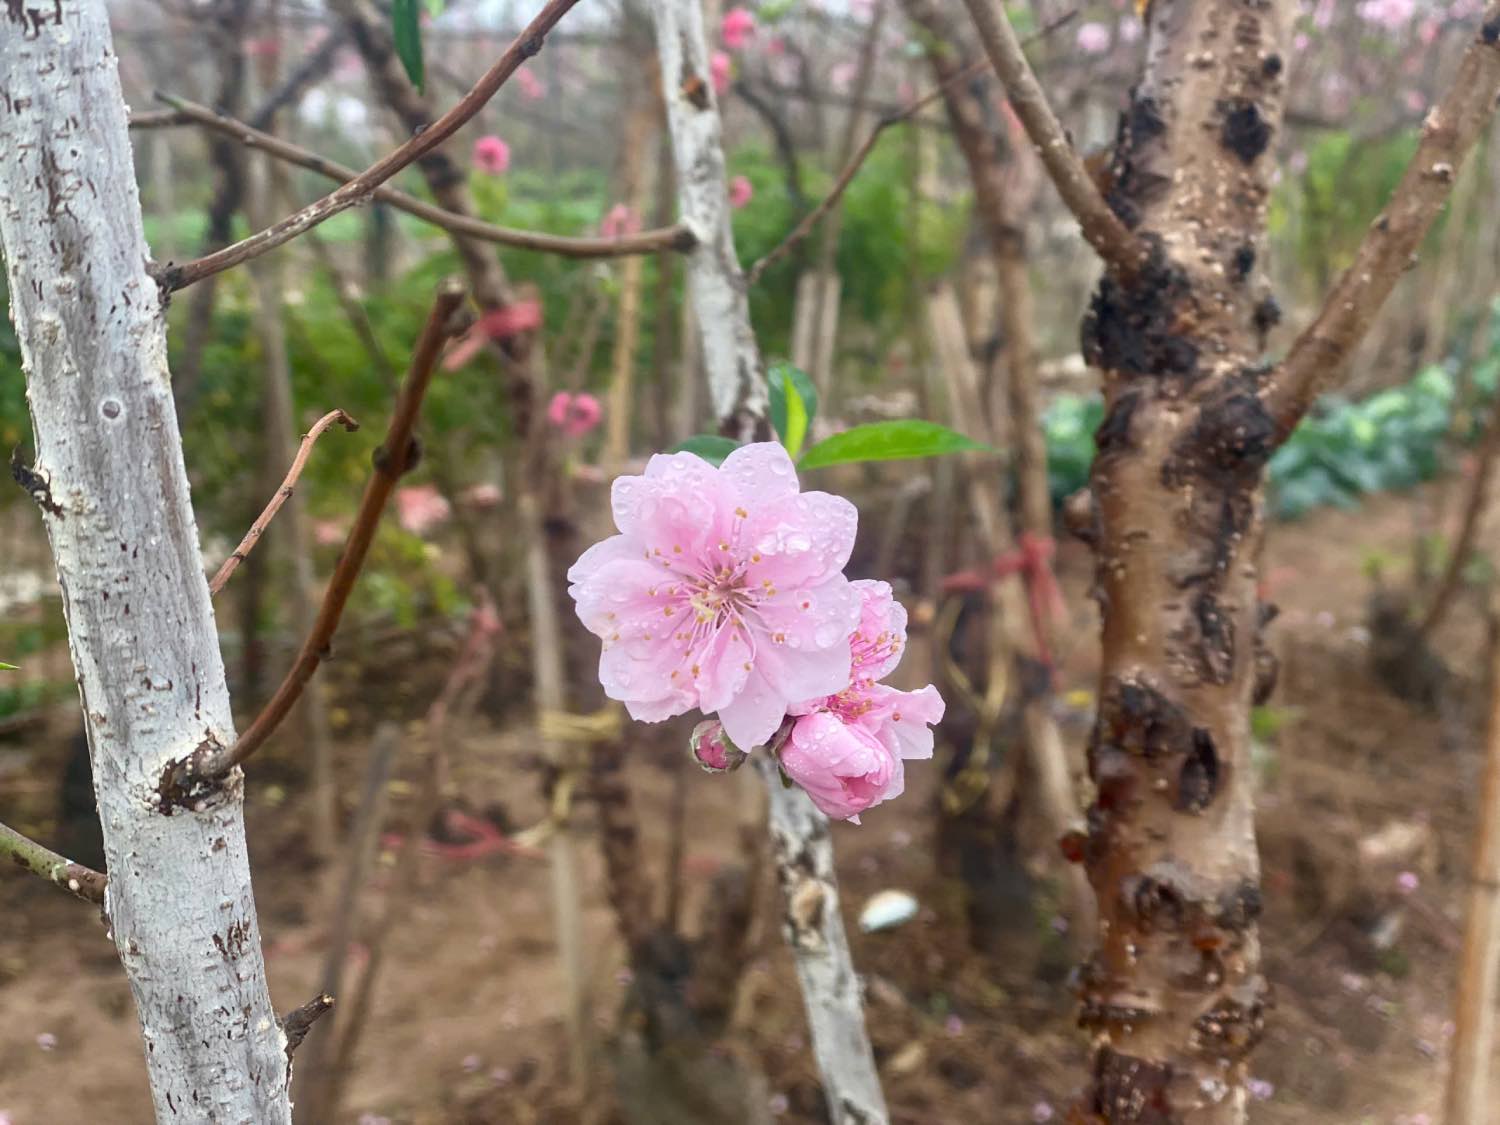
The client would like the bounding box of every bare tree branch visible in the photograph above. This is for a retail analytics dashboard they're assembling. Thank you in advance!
[1267,9,1500,432]
[154,0,584,292]
[747,9,1076,286]
[959,0,1143,276]
[280,993,336,1060]
[0,819,107,904]
[209,409,360,596]
[158,282,467,799]
[137,96,695,261]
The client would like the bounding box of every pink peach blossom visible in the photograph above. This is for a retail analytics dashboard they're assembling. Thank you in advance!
[1357,0,1416,30]
[472,135,510,175]
[690,719,747,772]
[710,51,733,97]
[514,66,545,100]
[780,711,901,822]
[721,7,756,50]
[728,175,754,209]
[567,443,860,749]
[785,580,944,819]
[600,203,642,239]
[1075,21,1111,54]
[547,392,603,438]
[395,485,451,536]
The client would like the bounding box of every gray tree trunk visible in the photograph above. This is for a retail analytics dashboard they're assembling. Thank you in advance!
[0,6,291,1122]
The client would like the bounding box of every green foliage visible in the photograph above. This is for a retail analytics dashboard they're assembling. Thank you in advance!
[673,435,740,465]
[1042,304,1500,520]
[392,0,425,91]
[768,362,817,458]
[798,420,987,470]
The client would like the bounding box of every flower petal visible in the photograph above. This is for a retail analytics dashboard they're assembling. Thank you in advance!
[717,668,787,749]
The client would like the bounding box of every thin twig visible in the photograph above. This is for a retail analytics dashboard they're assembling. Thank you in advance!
[153,0,584,292]
[958,0,1141,276]
[0,819,107,904]
[139,96,695,262]
[209,408,360,596]
[1417,382,1500,642]
[745,9,1077,286]
[158,281,467,798]
[1267,7,1500,433]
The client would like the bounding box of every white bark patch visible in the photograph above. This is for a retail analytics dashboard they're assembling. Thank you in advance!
[649,0,768,437]
[0,9,291,1123]
[755,757,890,1125]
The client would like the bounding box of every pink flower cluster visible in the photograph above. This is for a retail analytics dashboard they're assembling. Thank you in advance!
[547,392,603,438]
[569,443,943,821]
[472,135,510,175]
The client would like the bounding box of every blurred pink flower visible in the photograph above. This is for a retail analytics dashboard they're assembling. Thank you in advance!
[442,300,543,369]
[1032,1103,1055,1123]
[1312,0,1337,29]
[395,485,451,536]
[1248,1078,1275,1101]
[1357,0,1416,30]
[313,519,346,546]
[829,60,858,92]
[567,443,860,749]
[710,51,732,97]
[1293,31,1311,50]
[472,135,510,175]
[600,203,642,239]
[767,35,787,56]
[514,66,545,100]
[721,7,756,50]
[462,482,503,508]
[244,36,280,58]
[1075,21,1111,54]
[728,175,754,209]
[546,391,603,438]
[1118,15,1142,42]
[1404,89,1426,113]
[1397,870,1420,894]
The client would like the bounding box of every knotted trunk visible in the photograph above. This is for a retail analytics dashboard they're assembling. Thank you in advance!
[1072,2,1292,1119]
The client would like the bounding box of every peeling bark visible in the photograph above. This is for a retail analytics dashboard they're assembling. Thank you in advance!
[0,6,290,1122]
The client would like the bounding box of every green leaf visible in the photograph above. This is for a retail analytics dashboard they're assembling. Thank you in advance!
[421,0,445,16]
[671,434,740,466]
[798,420,988,470]
[768,363,818,459]
[0,662,17,671]
[392,0,425,91]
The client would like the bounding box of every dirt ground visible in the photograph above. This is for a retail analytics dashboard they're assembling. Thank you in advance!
[3,475,1498,1124]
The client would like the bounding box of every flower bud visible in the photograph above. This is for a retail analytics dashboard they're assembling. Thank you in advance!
[690,720,746,773]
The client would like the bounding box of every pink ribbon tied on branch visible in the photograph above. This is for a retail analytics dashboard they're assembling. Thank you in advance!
[441,299,543,371]
[941,532,1065,671]
[547,391,603,438]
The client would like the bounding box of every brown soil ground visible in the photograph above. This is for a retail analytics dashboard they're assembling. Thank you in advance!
[3,475,1498,1124]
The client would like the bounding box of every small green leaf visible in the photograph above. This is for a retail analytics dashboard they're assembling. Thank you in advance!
[392,0,425,91]
[671,435,740,466]
[798,420,988,470]
[768,363,818,459]
[0,662,17,671]
[421,0,445,17]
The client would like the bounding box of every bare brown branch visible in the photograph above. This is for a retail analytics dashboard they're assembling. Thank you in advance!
[281,993,336,1060]
[0,819,107,904]
[1268,9,1500,432]
[958,0,1143,275]
[746,10,1076,286]
[138,96,695,261]
[154,0,584,292]
[209,409,360,596]
[158,282,467,799]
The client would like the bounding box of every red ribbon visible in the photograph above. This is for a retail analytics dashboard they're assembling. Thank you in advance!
[941,532,1064,670]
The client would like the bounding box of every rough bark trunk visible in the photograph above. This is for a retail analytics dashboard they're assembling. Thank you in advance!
[650,0,887,1118]
[0,6,291,1122]
[1065,2,1294,1118]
